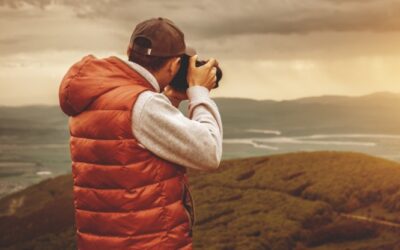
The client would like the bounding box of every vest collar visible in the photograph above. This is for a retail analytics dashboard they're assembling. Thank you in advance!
[115,56,161,93]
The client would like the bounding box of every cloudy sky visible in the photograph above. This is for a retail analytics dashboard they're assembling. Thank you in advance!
[1,0,400,105]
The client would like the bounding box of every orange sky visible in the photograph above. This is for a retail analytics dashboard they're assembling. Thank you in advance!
[1,0,400,105]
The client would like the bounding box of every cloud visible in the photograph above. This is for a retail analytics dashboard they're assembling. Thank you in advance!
[2,0,400,60]
[174,0,400,38]
[0,3,127,56]
[1,0,400,56]
[2,0,400,36]
[2,0,400,105]
[211,55,400,101]
[0,0,116,17]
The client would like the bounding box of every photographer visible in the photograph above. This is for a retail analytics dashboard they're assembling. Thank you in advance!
[59,17,222,249]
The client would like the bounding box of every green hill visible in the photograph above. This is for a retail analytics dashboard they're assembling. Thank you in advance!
[1,151,400,250]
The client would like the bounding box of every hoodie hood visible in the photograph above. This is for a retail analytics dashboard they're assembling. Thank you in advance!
[58,54,155,116]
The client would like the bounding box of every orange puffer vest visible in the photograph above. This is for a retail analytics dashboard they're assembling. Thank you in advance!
[58,55,194,250]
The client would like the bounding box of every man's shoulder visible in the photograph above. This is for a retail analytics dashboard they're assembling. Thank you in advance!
[132,90,175,123]
[135,90,171,108]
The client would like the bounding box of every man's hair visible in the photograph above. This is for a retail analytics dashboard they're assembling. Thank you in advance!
[129,37,176,72]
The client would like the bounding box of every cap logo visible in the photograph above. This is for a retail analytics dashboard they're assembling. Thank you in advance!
[147,48,152,55]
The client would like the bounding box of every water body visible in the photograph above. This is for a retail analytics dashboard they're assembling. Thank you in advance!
[0,143,70,198]
[1,132,400,198]
[223,131,400,162]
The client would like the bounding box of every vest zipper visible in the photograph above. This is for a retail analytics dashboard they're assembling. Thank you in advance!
[181,181,195,236]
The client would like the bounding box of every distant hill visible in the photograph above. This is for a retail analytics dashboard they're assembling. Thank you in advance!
[209,91,400,137]
[291,91,400,105]
[2,91,400,139]
[0,104,69,144]
[1,151,400,250]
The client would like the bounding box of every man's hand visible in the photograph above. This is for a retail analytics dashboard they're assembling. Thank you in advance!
[187,55,218,91]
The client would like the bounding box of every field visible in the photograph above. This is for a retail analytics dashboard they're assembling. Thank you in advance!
[1,151,400,249]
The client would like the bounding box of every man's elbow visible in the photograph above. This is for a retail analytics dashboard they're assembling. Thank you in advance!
[199,144,222,171]
[204,157,220,171]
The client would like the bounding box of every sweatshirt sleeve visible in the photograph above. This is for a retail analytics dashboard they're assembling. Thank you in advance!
[132,86,223,171]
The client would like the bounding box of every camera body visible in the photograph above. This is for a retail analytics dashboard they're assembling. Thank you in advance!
[170,54,223,91]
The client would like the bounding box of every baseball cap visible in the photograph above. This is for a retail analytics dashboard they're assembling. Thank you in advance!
[129,17,196,57]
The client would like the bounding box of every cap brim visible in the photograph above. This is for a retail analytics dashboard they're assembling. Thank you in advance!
[184,46,197,56]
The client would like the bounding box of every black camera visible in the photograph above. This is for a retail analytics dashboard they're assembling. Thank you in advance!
[170,54,223,91]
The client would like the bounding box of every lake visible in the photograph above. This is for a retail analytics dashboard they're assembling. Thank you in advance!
[1,130,400,198]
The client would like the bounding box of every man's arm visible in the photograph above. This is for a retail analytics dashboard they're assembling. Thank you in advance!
[132,86,223,171]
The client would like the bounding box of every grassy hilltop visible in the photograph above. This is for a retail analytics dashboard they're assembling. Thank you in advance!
[1,151,400,250]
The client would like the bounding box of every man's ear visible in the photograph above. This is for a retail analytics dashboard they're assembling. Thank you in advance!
[169,57,181,73]
[126,45,132,58]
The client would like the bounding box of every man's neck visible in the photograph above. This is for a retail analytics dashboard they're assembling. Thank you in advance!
[115,56,161,93]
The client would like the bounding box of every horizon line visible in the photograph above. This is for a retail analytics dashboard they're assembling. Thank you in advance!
[1,90,399,108]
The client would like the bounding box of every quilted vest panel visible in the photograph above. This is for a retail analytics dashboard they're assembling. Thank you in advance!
[60,55,195,250]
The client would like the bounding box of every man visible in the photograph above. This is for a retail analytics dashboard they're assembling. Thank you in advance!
[58,17,222,250]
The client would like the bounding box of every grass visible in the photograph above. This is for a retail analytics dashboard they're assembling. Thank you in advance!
[1,151,400,249]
